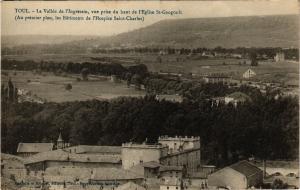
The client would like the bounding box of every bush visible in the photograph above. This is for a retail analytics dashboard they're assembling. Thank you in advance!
[65,83,72,91]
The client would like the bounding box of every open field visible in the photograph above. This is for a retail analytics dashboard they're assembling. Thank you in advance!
[3,53,299,86]
[2,71,145,103]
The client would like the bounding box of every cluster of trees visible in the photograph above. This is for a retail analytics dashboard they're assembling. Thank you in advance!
[2,93,298,166]
[2,59,149,81]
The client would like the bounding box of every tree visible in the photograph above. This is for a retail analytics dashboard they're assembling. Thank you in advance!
[131,74,142,90]
[250,52,258,66]
[65,83,72,91]
[271,179,288,189]
[81,68,89,81]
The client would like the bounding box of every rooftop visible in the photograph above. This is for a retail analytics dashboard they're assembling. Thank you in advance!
[122,143,167,149]
[116,182,146,190]
[64,145,121,154]
[24,149,121,165]
[91,168,143,180]
[229,160,262,178]
[17,143,54,153]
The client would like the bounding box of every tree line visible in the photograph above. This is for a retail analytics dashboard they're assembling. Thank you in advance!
[1,93,298,167]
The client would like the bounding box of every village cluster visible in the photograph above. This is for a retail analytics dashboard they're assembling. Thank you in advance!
[1,133,299,190]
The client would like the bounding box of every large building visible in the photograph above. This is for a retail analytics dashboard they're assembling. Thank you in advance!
[122,142,168,170]
[208,160,263,189]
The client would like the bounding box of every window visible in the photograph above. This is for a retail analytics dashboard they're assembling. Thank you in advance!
[176,187,178,189]
[167,187,169,190]
[140,160,143,163]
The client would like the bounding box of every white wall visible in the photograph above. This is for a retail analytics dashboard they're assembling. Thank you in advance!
[122,147,162,170]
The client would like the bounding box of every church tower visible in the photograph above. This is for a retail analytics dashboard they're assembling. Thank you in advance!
[57,132,64,149]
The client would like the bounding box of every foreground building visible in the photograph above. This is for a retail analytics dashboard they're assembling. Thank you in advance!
[208,160,263,189]
[122,142,168,170]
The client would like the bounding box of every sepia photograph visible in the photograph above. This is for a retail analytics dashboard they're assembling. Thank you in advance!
[1,0,299,189]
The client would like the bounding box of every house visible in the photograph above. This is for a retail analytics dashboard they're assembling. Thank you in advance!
[224,92,251,107]
[17,143,54,157]
[274,52,285,62]
[208,160,263,189]
[243,69,256,79]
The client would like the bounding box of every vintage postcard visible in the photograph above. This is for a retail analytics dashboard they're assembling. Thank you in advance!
[1,0,299,189]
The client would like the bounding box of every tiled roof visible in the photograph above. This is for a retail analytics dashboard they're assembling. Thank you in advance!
[229,160,262,178]
[64,145,121,154]
[17,143,54,153]
[24,149,121,164]
[91,168,143,180]
[116,182,146,190]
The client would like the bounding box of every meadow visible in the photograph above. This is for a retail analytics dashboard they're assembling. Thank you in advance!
[2,70,145,102]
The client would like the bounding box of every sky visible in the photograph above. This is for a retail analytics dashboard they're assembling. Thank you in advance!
[1,0,299,36]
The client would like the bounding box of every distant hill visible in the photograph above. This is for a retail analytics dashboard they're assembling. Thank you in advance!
[101,14,298,48]
[2,15,298,52]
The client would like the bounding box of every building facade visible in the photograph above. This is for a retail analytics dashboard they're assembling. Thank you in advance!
[160,148,201,175]
[122,143,168,170]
